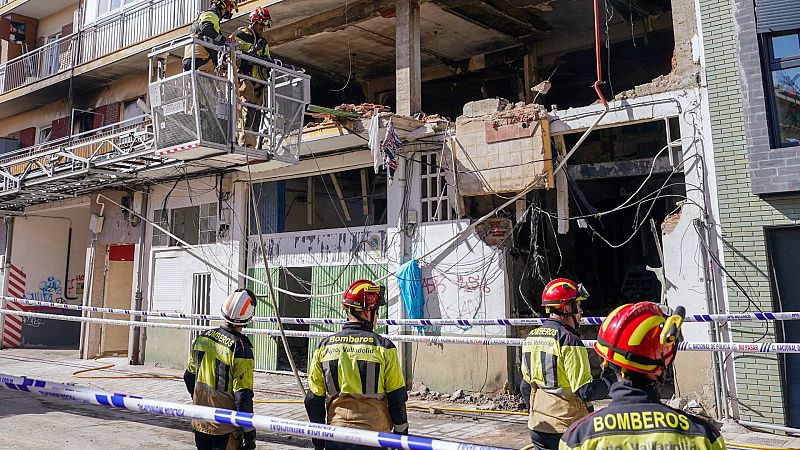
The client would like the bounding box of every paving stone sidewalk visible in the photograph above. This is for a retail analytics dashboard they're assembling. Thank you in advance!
[0,349,528,449]
[4,349,798,450]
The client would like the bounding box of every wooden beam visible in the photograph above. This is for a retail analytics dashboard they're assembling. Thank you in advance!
[329,173,352,222]
[268,0,396,47]
[307,176,315,225]
[360,169,369,216]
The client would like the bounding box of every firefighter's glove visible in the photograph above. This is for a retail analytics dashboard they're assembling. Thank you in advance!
[600,364,617,385]
[212,34,226,46]
[242,430,257,449]
[393,423,409,435]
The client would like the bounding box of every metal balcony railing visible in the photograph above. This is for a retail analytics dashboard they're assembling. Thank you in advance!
[0,115,157,200]
[0,34,76,93]
[0,0,209,96]
[78,0,208,65]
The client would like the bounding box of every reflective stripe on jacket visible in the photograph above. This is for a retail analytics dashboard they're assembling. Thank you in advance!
[522,318,593,433]
[307,321,407,432]
[559,381,727,450]
[187,326,255,435]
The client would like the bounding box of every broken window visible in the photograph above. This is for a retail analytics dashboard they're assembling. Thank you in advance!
[251,169,388,234]
[171,206,199,246]
[199,202,217,245]
[152,209,170,247]
[152,203,218,247]
[762,30,800,147]
[562,118,681,166]
[420,151,455,222]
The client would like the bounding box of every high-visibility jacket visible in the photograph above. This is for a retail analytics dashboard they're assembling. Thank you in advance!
[232,26,271,80]
[183,9,225,68]
[184,326,255,436]
[304,321,408,440]
[559,381,727,450]
[521,318,613,433]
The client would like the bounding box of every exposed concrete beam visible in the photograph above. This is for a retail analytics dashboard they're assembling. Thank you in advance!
[567,155,675,180]
[268,0,396,47]
[395,0,421,116]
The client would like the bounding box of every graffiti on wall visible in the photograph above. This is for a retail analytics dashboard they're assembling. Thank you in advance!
[39,276,62,297]
[67,274,85,298]
[419,269,505,336]
[22,275,70,314]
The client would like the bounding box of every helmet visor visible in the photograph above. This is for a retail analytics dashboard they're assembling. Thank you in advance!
[576,283,590,301]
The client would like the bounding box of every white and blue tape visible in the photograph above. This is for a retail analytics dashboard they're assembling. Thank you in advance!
[0,373,508,450]
[3,308,800,353]
[6,296,800,327]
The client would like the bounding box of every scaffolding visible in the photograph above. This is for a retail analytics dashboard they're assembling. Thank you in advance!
[147,37,311,166]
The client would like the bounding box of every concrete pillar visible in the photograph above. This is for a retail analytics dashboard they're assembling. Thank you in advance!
[670,0,700,76]
[395,0,421,116]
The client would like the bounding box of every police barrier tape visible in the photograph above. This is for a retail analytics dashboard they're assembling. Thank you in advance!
[0,373,506,450]
[6,296,800,327]
[5,308,800,354]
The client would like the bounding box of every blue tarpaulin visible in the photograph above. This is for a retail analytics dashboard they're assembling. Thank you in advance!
[396,259,424,333]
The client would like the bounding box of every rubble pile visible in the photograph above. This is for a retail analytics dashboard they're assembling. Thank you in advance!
[334,103,391,118]
[408,382,527,412]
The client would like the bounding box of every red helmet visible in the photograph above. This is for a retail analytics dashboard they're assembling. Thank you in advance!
[250,6,271,26]
[542,278,588,311]
[342,280,385,311]
[595,302,683,376]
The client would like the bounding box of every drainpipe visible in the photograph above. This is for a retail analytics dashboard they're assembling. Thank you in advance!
[593,0,609,111]
[130,190,148,365]
[0,217,14,347]
[695,219,728,420]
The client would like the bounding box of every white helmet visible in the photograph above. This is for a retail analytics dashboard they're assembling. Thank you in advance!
[221,288,257,326]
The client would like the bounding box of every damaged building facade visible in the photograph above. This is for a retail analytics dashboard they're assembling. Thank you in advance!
[0,0,792,433]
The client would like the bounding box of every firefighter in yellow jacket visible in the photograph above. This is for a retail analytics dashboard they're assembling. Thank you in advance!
[560,302,726,450]
[232,6,272,148]
[305,280,409,450]
[183,0,238,72]
[184,288,257,450]
[521,278,616,450]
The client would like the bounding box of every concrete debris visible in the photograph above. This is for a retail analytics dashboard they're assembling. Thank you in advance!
[531,80,552,95]
[335,103,392,119]
[412,381,430,396]
[459,99,548,128]
[414,388,526,412]
[462,98,510,118]
[666,396,688,410]
[613,71,699,101]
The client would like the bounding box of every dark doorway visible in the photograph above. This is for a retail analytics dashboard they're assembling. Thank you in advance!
[276,267,312,372]
[766,226,800,427]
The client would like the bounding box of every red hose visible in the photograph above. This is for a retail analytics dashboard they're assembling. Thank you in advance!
[593,0,609,109]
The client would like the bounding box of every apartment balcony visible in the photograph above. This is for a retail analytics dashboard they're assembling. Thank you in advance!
[0,0,76,20]
[0,0,213,119]
[0,115,181,211]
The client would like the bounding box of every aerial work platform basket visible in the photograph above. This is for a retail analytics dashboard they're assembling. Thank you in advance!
[147,37,310,166]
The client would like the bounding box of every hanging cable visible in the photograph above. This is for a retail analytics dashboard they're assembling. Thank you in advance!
[243,144,306,397]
